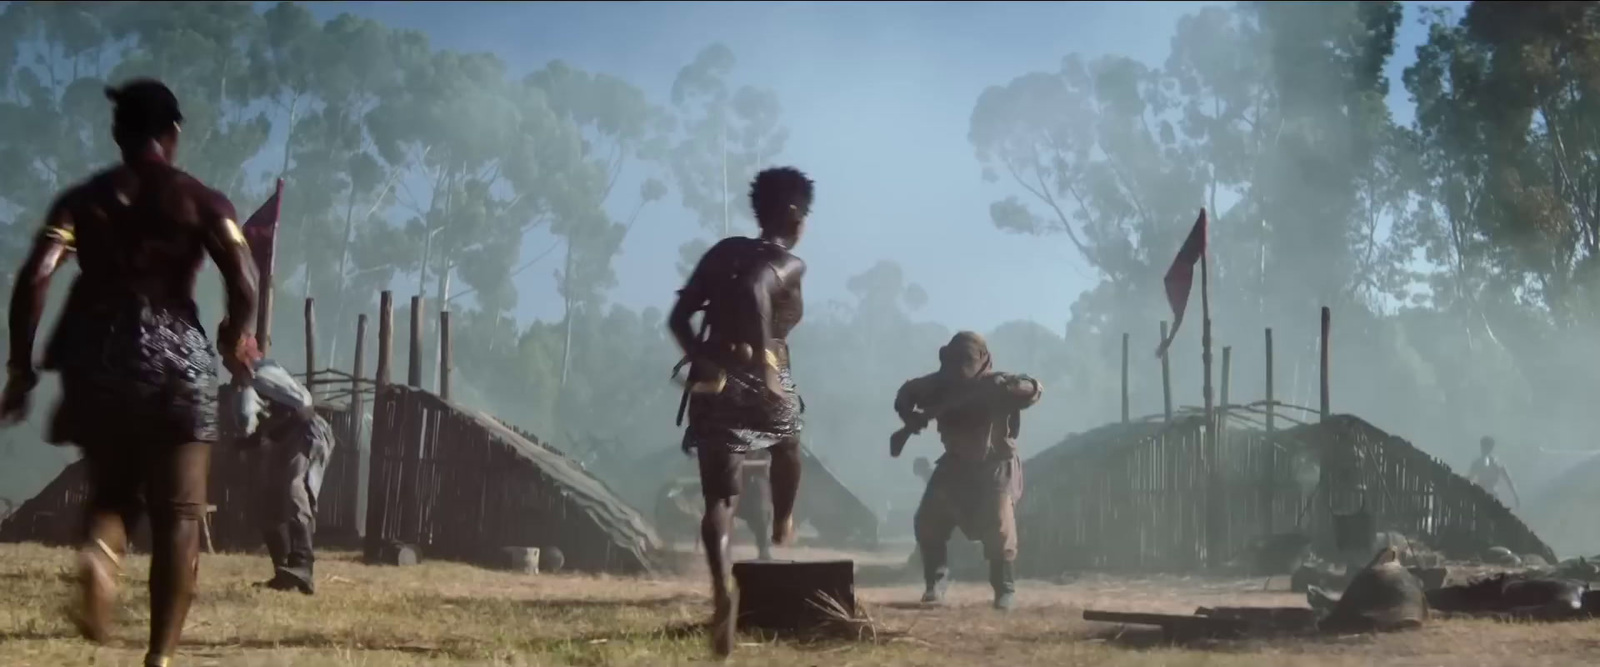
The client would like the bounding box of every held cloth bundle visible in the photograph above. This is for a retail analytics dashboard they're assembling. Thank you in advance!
[232,359,314,437]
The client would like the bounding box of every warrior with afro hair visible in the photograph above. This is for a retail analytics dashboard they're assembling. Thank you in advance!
[749,166,815,237]
[668,165,815,658]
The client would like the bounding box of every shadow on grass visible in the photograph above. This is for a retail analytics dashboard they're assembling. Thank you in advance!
[433,592,702,612]
[0,628,80,642]
[0,588,894,660]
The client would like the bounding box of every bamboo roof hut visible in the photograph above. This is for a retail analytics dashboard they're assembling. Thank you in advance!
[1017,408,1555,578]
[363,386,665,574]
[1525,450,1600,559]
[0,401,362,550]
[642,444,880,550]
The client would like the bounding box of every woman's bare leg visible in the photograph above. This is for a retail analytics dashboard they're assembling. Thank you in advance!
[768,438,802,546]
[145,441,211,666]
[702,494,738,658]
[76,444,139,644]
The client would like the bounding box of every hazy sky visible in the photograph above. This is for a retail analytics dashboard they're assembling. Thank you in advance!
[304,0,1462,332]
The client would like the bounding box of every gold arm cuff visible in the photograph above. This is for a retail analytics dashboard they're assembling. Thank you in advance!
[221,218,246,246]
[40,226,75,248]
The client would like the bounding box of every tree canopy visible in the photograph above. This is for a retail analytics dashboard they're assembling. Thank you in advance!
[4,1,1600,534]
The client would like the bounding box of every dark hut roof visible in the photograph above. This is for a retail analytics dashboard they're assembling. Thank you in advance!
[1502,446,1600,558]
[632,442,880,547]
[1017,411,1555,574]
[468,406,664,570]
[0,457,88,546]
[793,444,880,546]
[1024,415,1202,472]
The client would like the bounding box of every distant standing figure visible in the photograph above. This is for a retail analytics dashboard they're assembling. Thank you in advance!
[668,166,813,657]
[0,79,259,667]
[737,453,775,561]
[913,456,933,485]
[892,331,1042,611]
[238,360,335,595]
[1468,436,1520,509]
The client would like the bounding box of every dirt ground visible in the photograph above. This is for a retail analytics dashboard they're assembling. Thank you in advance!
[0,541,1596,667]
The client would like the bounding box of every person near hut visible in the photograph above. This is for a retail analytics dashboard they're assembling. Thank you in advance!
[1468,436,1520,509]
[0,79,260,667]
[236,360,335,595]
[892,331,1042,611]
[654,462,775,561]
[668,166,814,657]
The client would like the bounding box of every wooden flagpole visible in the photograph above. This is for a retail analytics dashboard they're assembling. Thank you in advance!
[1200,211,1214,433]
[1199,208,1219,567]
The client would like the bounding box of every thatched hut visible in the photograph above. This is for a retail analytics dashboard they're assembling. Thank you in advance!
[1017,410,1554,577]
[644,444,881,550]
[0,402,362,550]
[363,386,664,574]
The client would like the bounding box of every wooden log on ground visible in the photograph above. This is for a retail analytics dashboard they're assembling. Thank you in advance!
[732,559,855,631]
[1195,606,1318,633]
[1409,566,1448,590]
[1082,609,1247,640]
[494,547,541,574]
[376,541,420,566]
[540,546,566,573]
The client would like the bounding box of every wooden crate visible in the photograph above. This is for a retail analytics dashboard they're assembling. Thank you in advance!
[732,559,855,630]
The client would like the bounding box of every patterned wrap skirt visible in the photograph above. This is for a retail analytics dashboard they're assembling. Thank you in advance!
[43,297,219,447]
[682,359,804,454]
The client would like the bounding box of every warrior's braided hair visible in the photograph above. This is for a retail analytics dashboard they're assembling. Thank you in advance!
[749,166,814,233]
[105,78,184,149]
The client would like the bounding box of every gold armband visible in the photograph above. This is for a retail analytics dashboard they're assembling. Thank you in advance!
[220,218,246,246]
[40,225,75,249]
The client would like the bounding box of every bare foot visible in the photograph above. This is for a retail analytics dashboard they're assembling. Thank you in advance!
[71,546,118,643]
[711,587,738,658]
[771,516,795,547]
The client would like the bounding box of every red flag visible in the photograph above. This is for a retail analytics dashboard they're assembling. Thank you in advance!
[1156,208,1207,357]
[242,178,283,277]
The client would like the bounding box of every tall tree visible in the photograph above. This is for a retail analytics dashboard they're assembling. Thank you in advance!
[668,43,788,277]
[968,51,1202,336]
[524,60,670,388]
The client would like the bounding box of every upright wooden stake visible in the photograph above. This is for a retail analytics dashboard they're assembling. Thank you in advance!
[364,291,393,561]
[1220,346,1232,419]
[1319,307,1331,421]
[375,292,393,389]
[257,270,275,357]
[1160,321,1172,422]
[304,297,317,397]
[1201,251,1214,434]
[438,310,452,401]
[1120,332,1130,424]
[1199,210,1218,569]
[1261,328,1275,536]
[1264,328,1275,433]
[346,313,367,536]
[407,296,424,387]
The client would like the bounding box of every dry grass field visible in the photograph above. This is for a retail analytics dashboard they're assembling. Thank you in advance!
[0,542,1597,666]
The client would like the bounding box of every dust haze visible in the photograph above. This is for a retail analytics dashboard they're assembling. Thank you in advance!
[0,1,1596,558]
